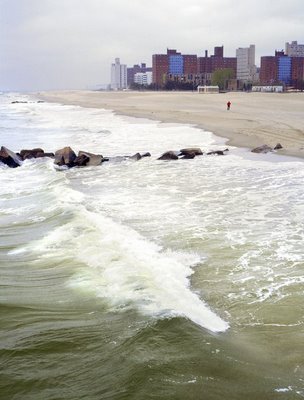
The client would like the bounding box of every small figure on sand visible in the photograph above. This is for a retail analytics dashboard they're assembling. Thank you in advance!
[227,101,231,110]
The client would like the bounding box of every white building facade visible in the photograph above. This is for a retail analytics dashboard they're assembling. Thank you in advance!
[134,71,152,86]
[111,58,127,90]
[236,45,257,83]
[285,41,304,57]
[197,85,219,93]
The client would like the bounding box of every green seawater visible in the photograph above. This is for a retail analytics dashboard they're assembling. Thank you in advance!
[0,95,303,399]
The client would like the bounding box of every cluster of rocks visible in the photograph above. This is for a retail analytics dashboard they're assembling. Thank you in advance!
[53,147,152,168]
[11,100,44,104]
[1,142,286,169]
[0,145,230,169]
[0,146,105,169]
[251,143,283,154]
[0,146,52,168]
[157,147,229,160]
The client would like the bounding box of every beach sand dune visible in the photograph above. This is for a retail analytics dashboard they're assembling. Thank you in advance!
[39,91,304,158]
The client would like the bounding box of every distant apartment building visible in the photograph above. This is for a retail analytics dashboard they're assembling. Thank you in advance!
[169,52,184,75]
[291,57,304,83]
[134,71,152,86]
[277,56,292,84]
[183,54,198,76]
[236,45,257,83]
[285,41,304,57]
[260,51,299,85]
[260,41,304,86]
[127,63,152,86]
[152,47,236,87]
[260,56,277,84]
[111,58,127,90]
[214,46,224,57]
[152,53,169,86]
[198,46,237,75]
[211,55,237,74]
[197,50,212,84]
[153,49,198,86]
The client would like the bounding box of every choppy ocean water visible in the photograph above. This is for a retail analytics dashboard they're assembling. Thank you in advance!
[0,92,303,399]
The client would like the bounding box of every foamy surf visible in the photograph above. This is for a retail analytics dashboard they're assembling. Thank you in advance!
[2,92,304,398]
[18,200,228,332]
[73,211,229,332]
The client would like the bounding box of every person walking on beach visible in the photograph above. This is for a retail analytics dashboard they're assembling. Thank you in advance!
[227,101,231,110]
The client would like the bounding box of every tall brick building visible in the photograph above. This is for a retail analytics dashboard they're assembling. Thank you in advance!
[291,57,304,90]
[291,57,304,82]
[152,47,236,87]
[183,54,198,76]
[260,52,304,85]
[260,56,278,84]
[152,53,170,86]
[152,49,197,86]
[197,47,237,85]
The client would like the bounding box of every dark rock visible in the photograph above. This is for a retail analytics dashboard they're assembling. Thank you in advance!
[179,147,203,156]
[0,146,22,168]
[129,153,142,161]
[54,146,77,167]
[251,145,273,154]
[106,152,148,163]
[11,101,28,104]
[274,143,283,150]
[19,148,45,160]
[78,151,103,166]
[42,152,55,158]
[74,154,90,167]
[207,150,225,156]
[181,151,196,159]
[157,151,179,161]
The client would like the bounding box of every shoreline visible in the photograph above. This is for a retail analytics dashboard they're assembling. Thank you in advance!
[37,90,304,159]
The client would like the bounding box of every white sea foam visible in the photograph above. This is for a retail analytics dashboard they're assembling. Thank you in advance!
[1,92,303,334]
[25,201,229,332]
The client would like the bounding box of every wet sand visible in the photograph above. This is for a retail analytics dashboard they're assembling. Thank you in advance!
[38,90,304,158]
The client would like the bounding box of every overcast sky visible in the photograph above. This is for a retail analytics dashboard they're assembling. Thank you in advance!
[1,0,303,91]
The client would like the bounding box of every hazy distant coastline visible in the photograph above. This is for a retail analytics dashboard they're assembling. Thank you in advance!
[38,90,304,159]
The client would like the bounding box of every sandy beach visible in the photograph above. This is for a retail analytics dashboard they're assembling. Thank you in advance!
[39,90,304,158]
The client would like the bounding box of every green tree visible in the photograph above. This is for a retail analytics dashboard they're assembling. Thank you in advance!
[211,68,234,91]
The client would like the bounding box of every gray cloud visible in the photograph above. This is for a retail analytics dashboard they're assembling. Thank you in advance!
[0,0,303,91]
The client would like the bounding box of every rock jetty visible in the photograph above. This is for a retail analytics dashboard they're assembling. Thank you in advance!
[1,145,230,169]
[251,143,284,154]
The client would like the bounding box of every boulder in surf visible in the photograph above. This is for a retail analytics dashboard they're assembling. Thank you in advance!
[54,146,77,167]
[19,148,46,160]
[179,147,203,156]
[157,151,179,161]
[78,151,104,166]
[0,146,23,168]
[251,145,273,154]
[207,150,225,156]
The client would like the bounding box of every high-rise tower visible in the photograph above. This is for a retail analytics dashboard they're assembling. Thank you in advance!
[236,45,257,83]
[111,58,127,90]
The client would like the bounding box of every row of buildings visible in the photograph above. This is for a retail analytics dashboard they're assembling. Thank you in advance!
[260,42,304,86]
[111,58,152,90]
[110,41,304,90]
